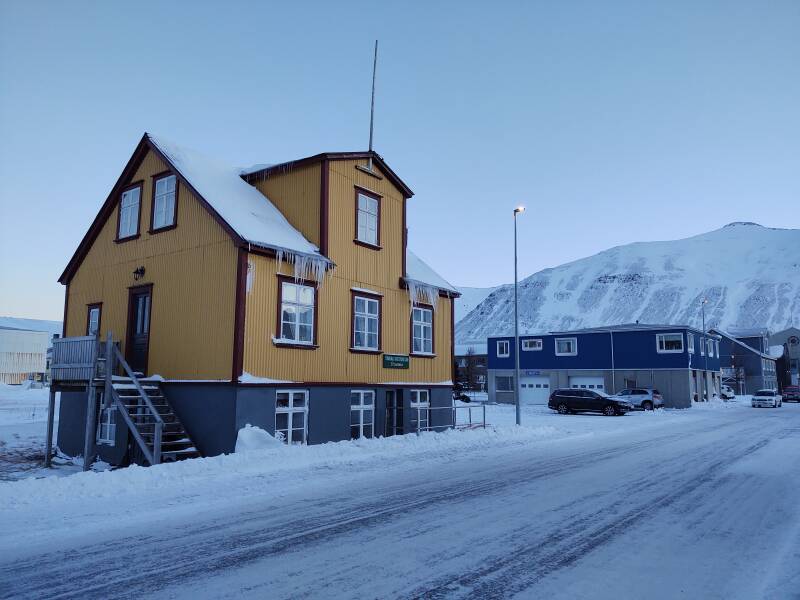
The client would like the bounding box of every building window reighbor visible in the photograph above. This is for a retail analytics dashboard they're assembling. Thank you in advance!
[522,339,543,351]
[152,174,177,230]
[276,390,308,444]
[410,389,430,432]
[278,281,315,345]
[96,405,116,446]
[688,333,695,354]
[350,390,375,438]
[117,185,141,239]
[86,304,102,336]
[353,295,380,350]
[412,306,433,354]
[355,190,380,246]
[656,333,684,353]
[497,340,510,357]
[555,337,578,356]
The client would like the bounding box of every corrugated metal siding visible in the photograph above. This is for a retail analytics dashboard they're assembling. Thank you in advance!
[249,163,321,247]
[65,149,237,379]
[243,158,452,384]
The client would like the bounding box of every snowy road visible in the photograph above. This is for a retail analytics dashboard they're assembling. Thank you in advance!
[2,405,800,599]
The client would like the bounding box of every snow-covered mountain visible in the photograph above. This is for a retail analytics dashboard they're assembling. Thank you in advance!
[455,286,500,323]
[456,223,800,347]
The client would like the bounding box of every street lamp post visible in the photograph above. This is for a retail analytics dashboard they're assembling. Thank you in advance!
[701,297,708,400]
[513,206,525,426]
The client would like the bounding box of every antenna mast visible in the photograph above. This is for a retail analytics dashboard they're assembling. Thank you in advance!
[368,40,378,171]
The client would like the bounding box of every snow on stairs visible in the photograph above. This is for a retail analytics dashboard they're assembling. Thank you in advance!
[113,378,199,463]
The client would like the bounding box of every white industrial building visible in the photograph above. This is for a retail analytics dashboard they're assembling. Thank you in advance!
[0,326,50,384]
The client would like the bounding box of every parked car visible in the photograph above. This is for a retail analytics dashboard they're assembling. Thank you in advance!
[548,388,633,416]
[751,389,782,408]
[608,388,663,410]
[781,386,800,402]
[719,385,736,401]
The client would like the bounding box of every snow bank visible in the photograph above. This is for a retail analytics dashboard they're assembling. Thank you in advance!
[235,425,284,452]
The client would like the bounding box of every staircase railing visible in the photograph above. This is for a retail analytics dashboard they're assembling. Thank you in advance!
[103,334,163,465]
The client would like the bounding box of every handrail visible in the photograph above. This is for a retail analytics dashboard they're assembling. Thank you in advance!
[109,386,156,465]
[112,345,164,426]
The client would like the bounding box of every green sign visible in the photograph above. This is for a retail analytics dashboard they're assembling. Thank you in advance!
[383,354,410,369]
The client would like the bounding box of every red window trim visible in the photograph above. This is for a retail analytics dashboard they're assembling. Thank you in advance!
[86,303,103,336]
[410,302,436,357]
[148,171,179,234]
[115,181,144,243]
[275,275,319,349]
[350,290,383,354]
[353,186,382,249]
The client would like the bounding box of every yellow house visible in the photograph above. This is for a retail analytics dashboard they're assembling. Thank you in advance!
[55,133,459,461]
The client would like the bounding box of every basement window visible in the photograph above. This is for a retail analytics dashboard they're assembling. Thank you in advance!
[275,390,308,444]
[96,405,116,446]
[657,333,684,353]
[350,390,375,439]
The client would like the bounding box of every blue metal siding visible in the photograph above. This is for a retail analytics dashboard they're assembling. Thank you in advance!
[488,327,719,372]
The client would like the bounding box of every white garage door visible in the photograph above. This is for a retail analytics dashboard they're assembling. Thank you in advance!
[520,376,551,404]
[568,376,605,392]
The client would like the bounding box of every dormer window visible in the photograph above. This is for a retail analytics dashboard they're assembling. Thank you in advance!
[117,183,142,241]
[355,188,380,248]
[151,174,177,231]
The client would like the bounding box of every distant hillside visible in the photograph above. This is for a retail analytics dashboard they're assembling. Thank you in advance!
[456,223,800,347]
[0,317,62,337]
[455,286,500,323]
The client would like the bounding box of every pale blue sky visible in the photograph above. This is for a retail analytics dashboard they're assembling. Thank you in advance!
[1,0,798,320]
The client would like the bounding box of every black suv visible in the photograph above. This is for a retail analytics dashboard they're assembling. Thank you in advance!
[548,388,633,416]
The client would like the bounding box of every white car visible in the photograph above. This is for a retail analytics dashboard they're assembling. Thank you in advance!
[752,389,782,408]
[720,385,736,400]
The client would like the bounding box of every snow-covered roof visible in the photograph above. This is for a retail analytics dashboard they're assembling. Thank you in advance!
[148,135,325,260]
[712,329,777,360]
[550,323,718,337]
[405,250,458,294]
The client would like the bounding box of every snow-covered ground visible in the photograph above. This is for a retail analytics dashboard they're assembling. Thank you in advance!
[1,385,798,599]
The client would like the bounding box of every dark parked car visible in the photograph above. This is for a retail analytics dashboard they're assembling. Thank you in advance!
[781,386,800,402]
[548,388,634,416]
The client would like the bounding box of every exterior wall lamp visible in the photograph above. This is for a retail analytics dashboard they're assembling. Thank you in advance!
[133,266,146,281]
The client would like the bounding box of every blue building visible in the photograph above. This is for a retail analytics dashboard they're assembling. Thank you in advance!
[487,324,722,408]
[711,328,779,394]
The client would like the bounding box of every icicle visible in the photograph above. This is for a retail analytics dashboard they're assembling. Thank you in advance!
[246,260,254,293]
[406,279,439,311]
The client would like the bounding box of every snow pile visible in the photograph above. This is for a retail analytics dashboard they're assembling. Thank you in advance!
[456,222,800,340]
[235,425,284,452]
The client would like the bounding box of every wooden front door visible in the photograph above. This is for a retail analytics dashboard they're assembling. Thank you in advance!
[126,285,152,374]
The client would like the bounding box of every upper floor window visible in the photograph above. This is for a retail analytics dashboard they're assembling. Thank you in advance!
[86,304,102,337]
[353,295,380,351]
[117,184,141,240]
[355,189,380,247]
[522,339,542,351]
[700,340,705,356]
[715,340,720,358]
[151,174,177,231]
[412,306,433,354]
[656,333,684,353]
[555,337,578,356]
[707,339,714,357]
[687,333,695,353]
[497,340,510,358]
[278,280,315,345]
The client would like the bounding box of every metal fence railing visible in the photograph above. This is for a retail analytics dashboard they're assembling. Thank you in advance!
[410,404,487,435]
[50,336,98,382]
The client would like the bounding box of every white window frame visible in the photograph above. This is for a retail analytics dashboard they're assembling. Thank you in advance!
[152,174,177,230]
[412,306,433,355]
[96,404,116,446]
[715,340,720,359]
[356,191,379,246]
[350,390,375,439]
[410,389,430,432]
[656,333,684,354]
[687,333,695,354]
[118,186,140,239]
[497,340,510,357]
[496,375,514,392]
[275,390,308,444]
[522,338,543,351]
[353,295,380,350]
[278,281,315,345]
[87,306,101,336]
[700,339,706,356]
[707,339,714,357]
[555,337,578,356]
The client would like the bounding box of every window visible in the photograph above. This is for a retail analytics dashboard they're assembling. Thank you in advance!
[86,304,102,336]
[715,341,720,359]
[151,174,177,231]
[278,280,315,344]
[522,339,542,351]
[355,189,380,246]
[96,404,116,446]
[496,375,514,392]
[350,391,375,438]
[117,184,141,239]
[497,340,510,357]
[656,333,684,353]
[707,339,714,357]
[275,391,307,444]
[410,389,430,432]
[412,306,433,354]
[688,333,695,354]
[352,295,380,350]
[700,340,705,356]
[555,338,578,356]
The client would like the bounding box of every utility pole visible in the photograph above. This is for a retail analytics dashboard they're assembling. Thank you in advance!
[367,40,378,172]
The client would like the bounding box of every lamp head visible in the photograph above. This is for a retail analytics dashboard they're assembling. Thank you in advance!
[514,206,526,215]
